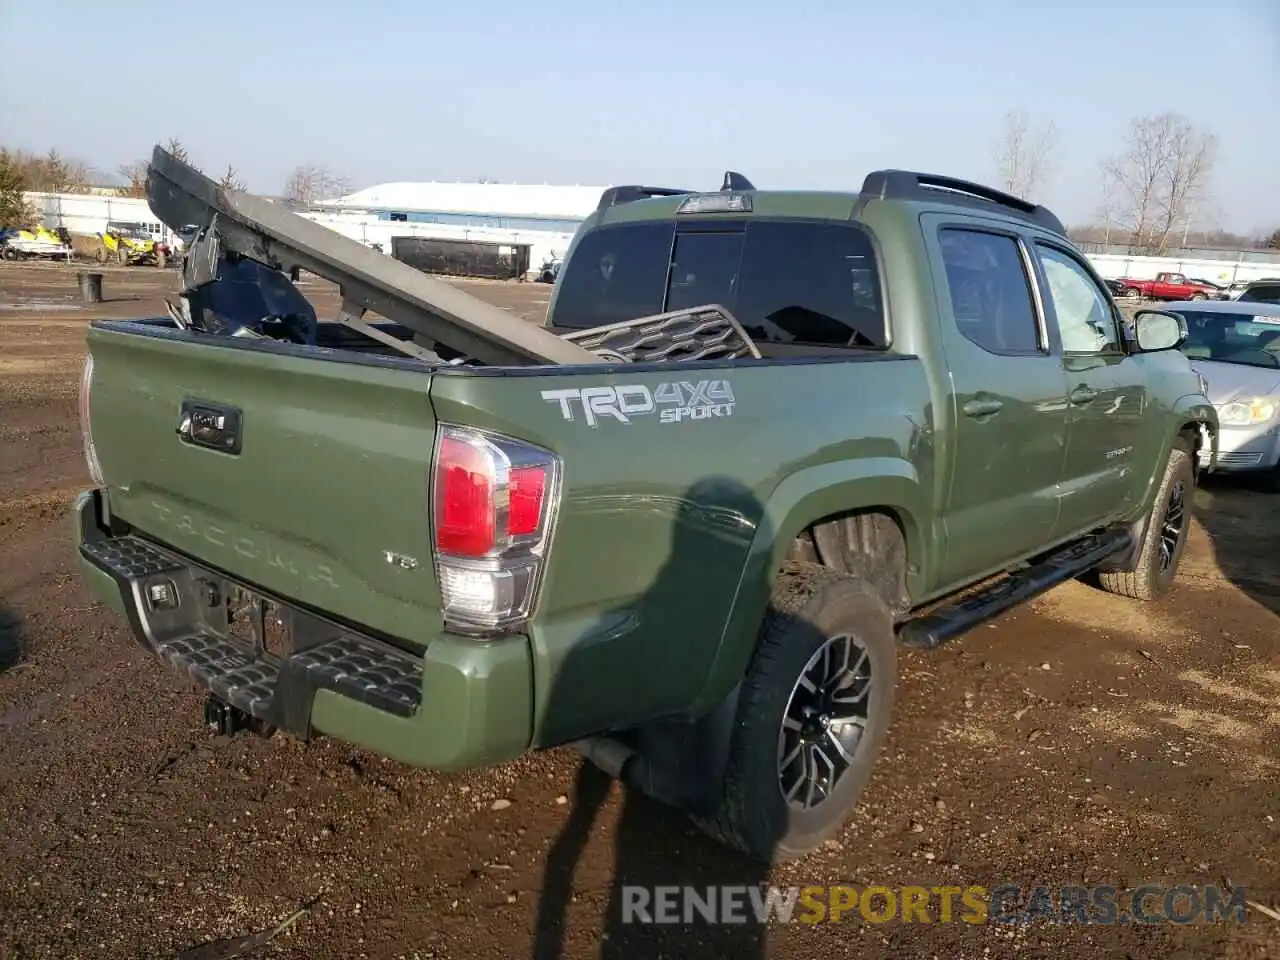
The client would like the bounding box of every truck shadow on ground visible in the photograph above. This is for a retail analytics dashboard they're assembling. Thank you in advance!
[0,602,22,675]
[533,762,772,959]
[1193,473,1280,617]
[533,476,791,959]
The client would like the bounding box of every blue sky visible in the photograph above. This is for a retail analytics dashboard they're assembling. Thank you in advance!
[2,0,1276,232]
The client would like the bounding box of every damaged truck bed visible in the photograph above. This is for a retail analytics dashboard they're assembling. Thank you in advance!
[71,144,1214,864]
[147,146,760,366]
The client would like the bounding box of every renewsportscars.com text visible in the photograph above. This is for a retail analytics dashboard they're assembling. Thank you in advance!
[620,883,1251,926]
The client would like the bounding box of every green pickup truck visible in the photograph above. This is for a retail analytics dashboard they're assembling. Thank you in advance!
[72,147,1217,863]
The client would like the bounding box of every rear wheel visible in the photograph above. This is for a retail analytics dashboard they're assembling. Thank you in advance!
[116,245,128,266]
[1191,292,1208,301]
[696,563,897,863]
[1123,286,1141,299]
[1098,440,1193,600]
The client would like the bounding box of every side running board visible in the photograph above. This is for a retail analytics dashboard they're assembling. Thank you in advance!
[896,528,1132,650]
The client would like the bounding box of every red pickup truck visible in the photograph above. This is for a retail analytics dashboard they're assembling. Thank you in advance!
[1112,272,1222,301]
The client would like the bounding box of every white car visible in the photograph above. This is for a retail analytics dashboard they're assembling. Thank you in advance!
[1161,299,1280,486]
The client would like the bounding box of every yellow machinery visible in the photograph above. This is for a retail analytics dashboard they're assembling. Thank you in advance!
[97,221,169,267]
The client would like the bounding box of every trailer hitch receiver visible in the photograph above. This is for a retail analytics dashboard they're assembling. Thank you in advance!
[204,695,257,737]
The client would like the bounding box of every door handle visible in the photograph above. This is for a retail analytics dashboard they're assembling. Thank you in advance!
[1070,385,1098,406]
[962,398,1004,418]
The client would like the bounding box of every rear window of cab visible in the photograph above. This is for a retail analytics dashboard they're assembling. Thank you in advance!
[550,218,887,348]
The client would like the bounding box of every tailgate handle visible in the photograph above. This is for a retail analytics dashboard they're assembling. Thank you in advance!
[177,399,243,455]
[1069,385,1098,406]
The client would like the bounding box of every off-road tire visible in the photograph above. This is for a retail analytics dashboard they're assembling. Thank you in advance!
[116,246,128,266]
[94,246,106,264]
[695,562,897,864]
[1098,440,1194,600]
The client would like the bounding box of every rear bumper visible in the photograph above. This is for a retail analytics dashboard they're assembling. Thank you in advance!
[72,488,533,770]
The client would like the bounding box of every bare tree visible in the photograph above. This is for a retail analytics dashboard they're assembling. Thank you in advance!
[217,164,247,192]
[992,108,1059,200]
[118,161,148,198]
[1097,172,1116,248]
[283,164,351,208]
[117,140,200,198]
[1100,113,1218,255]
[36,149,88,192]
[3,148,91,193]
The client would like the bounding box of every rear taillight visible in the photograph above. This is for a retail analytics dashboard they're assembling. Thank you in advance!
[431,425,561,633]
[78,355,105,486]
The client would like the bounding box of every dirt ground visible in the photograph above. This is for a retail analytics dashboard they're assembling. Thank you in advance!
[0,261,1276,960]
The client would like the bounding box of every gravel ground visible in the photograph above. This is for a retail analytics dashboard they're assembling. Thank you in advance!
[0,261,1277,960]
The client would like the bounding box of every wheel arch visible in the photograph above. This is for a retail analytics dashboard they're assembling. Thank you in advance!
[689,458,929,713]
[1178,414,1215,482]
[1098,406,1212,575]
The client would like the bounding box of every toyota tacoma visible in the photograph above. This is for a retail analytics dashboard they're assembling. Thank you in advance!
[71,147,1217,863]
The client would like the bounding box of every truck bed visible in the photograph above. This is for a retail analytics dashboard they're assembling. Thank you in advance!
[80,306,926,750]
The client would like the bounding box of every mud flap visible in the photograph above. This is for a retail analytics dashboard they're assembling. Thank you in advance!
[576,682,742,818]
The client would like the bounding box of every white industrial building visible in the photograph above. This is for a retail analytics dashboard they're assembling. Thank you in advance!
[21,184,1280,286]
[301,181,608,276]
[23,191,177,245]
[22,182,606,276]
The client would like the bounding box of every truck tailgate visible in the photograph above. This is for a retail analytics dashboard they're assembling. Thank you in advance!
[84,323,442,647]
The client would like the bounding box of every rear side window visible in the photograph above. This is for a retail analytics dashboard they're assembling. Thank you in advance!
[938,228,1041,354]
[550,221,673,329]
[552,217,887,347]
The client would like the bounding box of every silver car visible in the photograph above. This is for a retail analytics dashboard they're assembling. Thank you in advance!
[1161,299,1280,485]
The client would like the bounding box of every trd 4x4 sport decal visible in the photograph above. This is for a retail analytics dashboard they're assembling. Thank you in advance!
[540,380,736,427]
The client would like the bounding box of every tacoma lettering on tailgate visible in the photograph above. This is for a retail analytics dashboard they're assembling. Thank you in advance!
[150,501,339,588]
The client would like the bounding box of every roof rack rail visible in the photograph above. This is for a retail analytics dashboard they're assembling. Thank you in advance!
[597,185,694,210]
[857,169,1065,236]
[597,171,758,211]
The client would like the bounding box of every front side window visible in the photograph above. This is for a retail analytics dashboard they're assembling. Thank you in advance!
[1034,244,1120,354]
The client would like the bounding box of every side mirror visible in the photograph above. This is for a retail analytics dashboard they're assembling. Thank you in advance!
[1132,309,1186,352]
